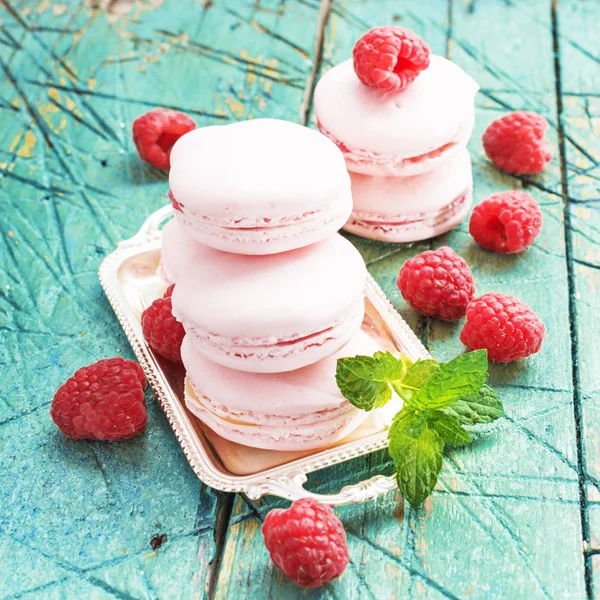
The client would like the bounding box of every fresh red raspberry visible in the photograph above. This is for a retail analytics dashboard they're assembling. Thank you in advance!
[460,293,545,362]
[261,498,349,588]
[168,190,184,212]
[50,358,147,440]
[397,247,476,321]
[482,111,552,175]
[132,108,195,170]
[163,284,175,299]
[353,26,430,93]
[142,295,185,362]
[469,191,542,254]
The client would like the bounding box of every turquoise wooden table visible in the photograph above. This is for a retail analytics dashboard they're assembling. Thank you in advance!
[1,0,599,598]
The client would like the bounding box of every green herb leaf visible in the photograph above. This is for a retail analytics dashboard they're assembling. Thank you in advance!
[393,359,440,402]
[336,352,406,411]
[391,406,417,430]
[392,407,430,438]
[409,350,489,410]
[444,385,505,426]
[337,347,504,508]
[429,411,472,446]
[388,422,443,508]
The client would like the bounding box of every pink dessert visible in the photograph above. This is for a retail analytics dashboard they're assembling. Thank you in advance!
[168,118,352,255]
[181,330,379,450]
[314,56,479,177]
[171,234,366,373]
[159,218,205,285]
[344,148,473,242]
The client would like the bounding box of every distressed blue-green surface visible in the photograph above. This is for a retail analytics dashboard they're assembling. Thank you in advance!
[0,0,598,598]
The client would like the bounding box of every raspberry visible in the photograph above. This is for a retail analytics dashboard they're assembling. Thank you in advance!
[460,293,545,362]
[142,295,185,362]
[261,498,349,588]
[132,108,195,170]
[397,247,475,321]
[353,26,430,93]
[163,284,175,299]
[469,191,542,254]
[482,111,552,175]
[50,358,147,440]
[168,190,184,212]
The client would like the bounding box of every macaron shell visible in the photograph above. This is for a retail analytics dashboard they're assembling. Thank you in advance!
[159,218,206,284]
[182,330,379,416]
[344,189,473,243]
[314,56,478,175]
[349,147,472,216]
[182,329,381,451]
[169,118,351,221]
[185,383,369,451]
[184,297,364,373]
[172,234,366,341]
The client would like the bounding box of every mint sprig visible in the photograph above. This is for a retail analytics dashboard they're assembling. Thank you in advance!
[336,349,504,508]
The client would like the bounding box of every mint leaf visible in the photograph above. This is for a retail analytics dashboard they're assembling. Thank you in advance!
[336,352,406,411]
[393,359,440,402]
[444,385,505,426]
[429,411,471,446]
[409,350,488,410]
[389,423,443,508]
[392,407,429,439]
[368,351,406,382]
[391,406,417,429]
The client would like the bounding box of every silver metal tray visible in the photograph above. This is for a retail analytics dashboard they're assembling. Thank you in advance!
[99,205,429,506]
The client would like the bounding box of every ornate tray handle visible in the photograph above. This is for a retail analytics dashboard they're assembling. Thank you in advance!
[246,473,397,506]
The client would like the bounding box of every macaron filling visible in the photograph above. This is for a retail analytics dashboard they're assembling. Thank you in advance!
[349,188,471,231]
[184,298,364,364]
[170,190,334,228]
[185,379,367,450]
[174,201,348,244]
[170,188,352,249]
[186,377,355,427]
[317,120,472,175]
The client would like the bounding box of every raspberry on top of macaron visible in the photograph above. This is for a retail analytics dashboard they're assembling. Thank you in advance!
[314,29,478,178]
[352,26,431,92]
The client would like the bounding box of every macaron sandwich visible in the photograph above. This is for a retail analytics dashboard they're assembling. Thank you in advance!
[314,26,479,243]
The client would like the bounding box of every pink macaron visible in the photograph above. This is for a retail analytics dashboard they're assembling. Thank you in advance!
[182,330,379,451]
[159,218,205,285]
[168,118,352,255]
[171,234,366,373]
[345,148,473,242]
[314,56,479,177]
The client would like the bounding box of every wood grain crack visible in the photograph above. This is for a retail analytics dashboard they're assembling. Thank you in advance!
[551,2,594,597]
[299,0,332,125]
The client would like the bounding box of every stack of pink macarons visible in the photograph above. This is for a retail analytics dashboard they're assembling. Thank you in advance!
[314,27,479,243]
[160,118,377,451]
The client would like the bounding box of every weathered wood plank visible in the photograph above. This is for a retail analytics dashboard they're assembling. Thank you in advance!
[214,1,587,598]
[0,0,322,597]
[555,0,600,590]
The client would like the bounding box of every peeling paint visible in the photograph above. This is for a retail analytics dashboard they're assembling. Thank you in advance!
[37,0,51,14]
[225,96,245,118]
[8,134,22,154]
[17,131,37,158]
